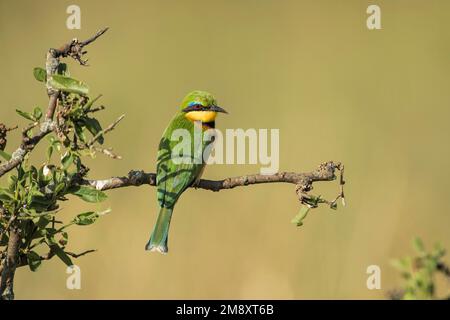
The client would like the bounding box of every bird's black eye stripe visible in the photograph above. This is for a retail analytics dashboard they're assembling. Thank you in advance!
[184,103,210,112]
[193,104,207,111]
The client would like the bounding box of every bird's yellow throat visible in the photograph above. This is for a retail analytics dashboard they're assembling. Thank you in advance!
[185,111,217,123]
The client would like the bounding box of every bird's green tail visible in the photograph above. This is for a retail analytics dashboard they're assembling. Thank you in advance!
[145,207,173,254]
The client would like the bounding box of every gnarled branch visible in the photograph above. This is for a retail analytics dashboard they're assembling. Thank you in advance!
[82,161,345,206]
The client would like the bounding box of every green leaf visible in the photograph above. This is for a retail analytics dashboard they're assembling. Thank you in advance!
[57,63,69,76]
[391,257,412,272]
[49,244,73,267]
[74,123,87,143]
[59,232,69,245]
[291,205,310,227]
[69,185,107,203]
[0,188,15,202]
[27,251,42,272]
[47,135,62,152]
[28,194,52,212]
[0,149,11,161]
[35,216,51,229]
[73,211,99,226]
[413,237,425,254]
[302,195,324,208]
[33,67,46,82]
[61,152,74,170]
[55,182,66,196]
[16,109,36,121]
[33,107,43,121]
[48,75,89,95]
[84,118,104,144]
[432,243,445,259]
[46,145,53,161]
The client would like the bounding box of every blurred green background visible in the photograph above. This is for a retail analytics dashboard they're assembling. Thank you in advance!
[1,0,449,299]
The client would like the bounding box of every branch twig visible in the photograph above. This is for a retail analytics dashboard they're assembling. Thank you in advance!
[0,121,55,178]
[83,161,343,195]
[87,114,125,147]
[66,249,97,258]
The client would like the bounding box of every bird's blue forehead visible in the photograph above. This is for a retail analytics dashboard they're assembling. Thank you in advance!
[188,101,201,107]
[187,100,210,107]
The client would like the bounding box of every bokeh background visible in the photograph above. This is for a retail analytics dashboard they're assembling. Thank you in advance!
[1,0,449,299]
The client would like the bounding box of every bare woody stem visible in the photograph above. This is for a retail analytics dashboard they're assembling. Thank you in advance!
[82,161,344,203]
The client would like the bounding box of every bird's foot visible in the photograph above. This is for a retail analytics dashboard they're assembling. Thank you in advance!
[192,180,201,189]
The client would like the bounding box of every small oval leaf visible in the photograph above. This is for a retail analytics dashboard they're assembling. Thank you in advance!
[33,67,47,82]
[48,75,89,95]
[73,211,99,226]
[68,185,107,203]
[16,109,36,121]
[27,251,42,272]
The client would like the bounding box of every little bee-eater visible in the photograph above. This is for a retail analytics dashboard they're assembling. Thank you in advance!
[146,90,228,254]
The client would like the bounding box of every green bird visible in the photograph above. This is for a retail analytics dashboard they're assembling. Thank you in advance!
[146,90,228,254]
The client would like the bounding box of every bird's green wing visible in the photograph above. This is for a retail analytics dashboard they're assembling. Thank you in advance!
[156,114,207,208]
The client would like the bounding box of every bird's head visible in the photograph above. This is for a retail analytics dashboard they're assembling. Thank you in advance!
[180,90,228,123]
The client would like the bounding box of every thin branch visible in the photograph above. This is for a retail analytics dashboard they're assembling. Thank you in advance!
[66,249,96,258]
[0,121,55,178]
[15,248,97,269]
[87,105,106,114]
[22,121,39,136]
[80,28,109,47]
[87,114,125,147]
[37,249,96,262]
[93,147,122,160]
[82,161,343,196]
[5,126,18,132]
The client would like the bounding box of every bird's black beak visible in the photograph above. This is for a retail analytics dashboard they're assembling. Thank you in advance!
[210,105,228,114]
